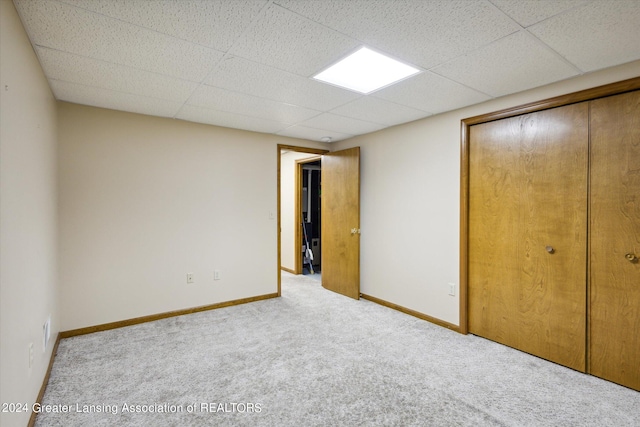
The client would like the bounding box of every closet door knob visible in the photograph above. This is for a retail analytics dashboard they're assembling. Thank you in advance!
[625,253,638,262]
[545,246,555,254]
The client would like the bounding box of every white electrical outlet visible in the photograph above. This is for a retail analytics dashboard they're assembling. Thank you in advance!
[28,343,34,368]
[448,283,456,296]
[214,270,221,280]
[43,316,51,351]
[187,273,194,284]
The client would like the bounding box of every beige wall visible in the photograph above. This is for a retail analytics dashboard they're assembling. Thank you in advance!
[0,1,59,426]
[2,1,639,420]
[280,151,320,272]
[53,60,640,332]
[58,103,324,331]
[335,60,640,326]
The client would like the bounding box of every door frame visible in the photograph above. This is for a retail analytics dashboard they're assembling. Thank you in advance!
[295,156,322,274]
[459,76,640,334]
[277,145,329,296]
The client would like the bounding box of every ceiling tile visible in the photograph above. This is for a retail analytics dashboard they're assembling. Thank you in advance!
[489,0,591,27]
[298,113,386,135]
[15,0,223,82]
[50,79,183,118]
[431,31,579,97]
[61,0,268,51]
[277,125,353,143]
[228,4,360,77]
[36,47,198,103]
[330,97,430,127]
[528,1,640,72]
[373,71,491,114]
[177,105,289,134]
[275,0,520,69]
[204,56,361,111]
[188,85,322,124]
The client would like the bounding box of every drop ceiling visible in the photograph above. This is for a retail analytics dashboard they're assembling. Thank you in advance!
[13,0,640,142]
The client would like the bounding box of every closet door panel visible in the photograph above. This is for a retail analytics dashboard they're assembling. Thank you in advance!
[469,103,588,371]
[590,90,640,390]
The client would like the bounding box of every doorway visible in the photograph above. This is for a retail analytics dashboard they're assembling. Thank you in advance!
[297,158,321,277]
[277,144,362,300]
[277,145,328,296]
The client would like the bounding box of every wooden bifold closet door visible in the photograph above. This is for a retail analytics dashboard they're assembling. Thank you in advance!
[468,103,589,372]
[589,91,640,390]
[468,89,639,390]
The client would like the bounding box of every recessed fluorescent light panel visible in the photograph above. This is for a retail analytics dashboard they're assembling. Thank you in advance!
[313,47,421,94]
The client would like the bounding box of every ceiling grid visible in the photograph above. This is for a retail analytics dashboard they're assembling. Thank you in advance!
[12,0,640,142]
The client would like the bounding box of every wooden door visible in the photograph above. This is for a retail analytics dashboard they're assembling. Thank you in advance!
[589,90,640,390]
[468,103,589,371]
[321,147,360,299]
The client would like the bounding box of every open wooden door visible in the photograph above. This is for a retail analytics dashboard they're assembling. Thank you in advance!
[321,147,360,299]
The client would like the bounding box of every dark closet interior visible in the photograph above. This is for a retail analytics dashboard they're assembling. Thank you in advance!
[302,160,321,272]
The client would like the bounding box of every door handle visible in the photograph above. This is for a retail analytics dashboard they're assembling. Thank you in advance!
[625,253,638,262]
[545,246,555,254]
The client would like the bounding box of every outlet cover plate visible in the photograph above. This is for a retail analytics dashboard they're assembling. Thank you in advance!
[448,283,456,296]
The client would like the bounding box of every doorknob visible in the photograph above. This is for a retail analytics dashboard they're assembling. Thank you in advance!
[625,253,638,262]
[545,246,555,254]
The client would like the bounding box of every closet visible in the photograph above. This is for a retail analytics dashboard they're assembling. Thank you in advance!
[465,81,639,391]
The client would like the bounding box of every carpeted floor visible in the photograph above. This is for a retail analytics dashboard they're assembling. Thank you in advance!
[35,272,639,426]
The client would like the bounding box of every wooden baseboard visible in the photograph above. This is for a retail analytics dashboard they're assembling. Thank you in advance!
[60,293,279,338]
[28,333,61,427]
[280,266,296,274]
[360,293,462,333]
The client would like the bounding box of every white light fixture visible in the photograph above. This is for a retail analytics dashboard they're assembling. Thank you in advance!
[313,47,421,94]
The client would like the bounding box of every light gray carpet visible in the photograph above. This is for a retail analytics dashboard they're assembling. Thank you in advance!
[36,272,639,426]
